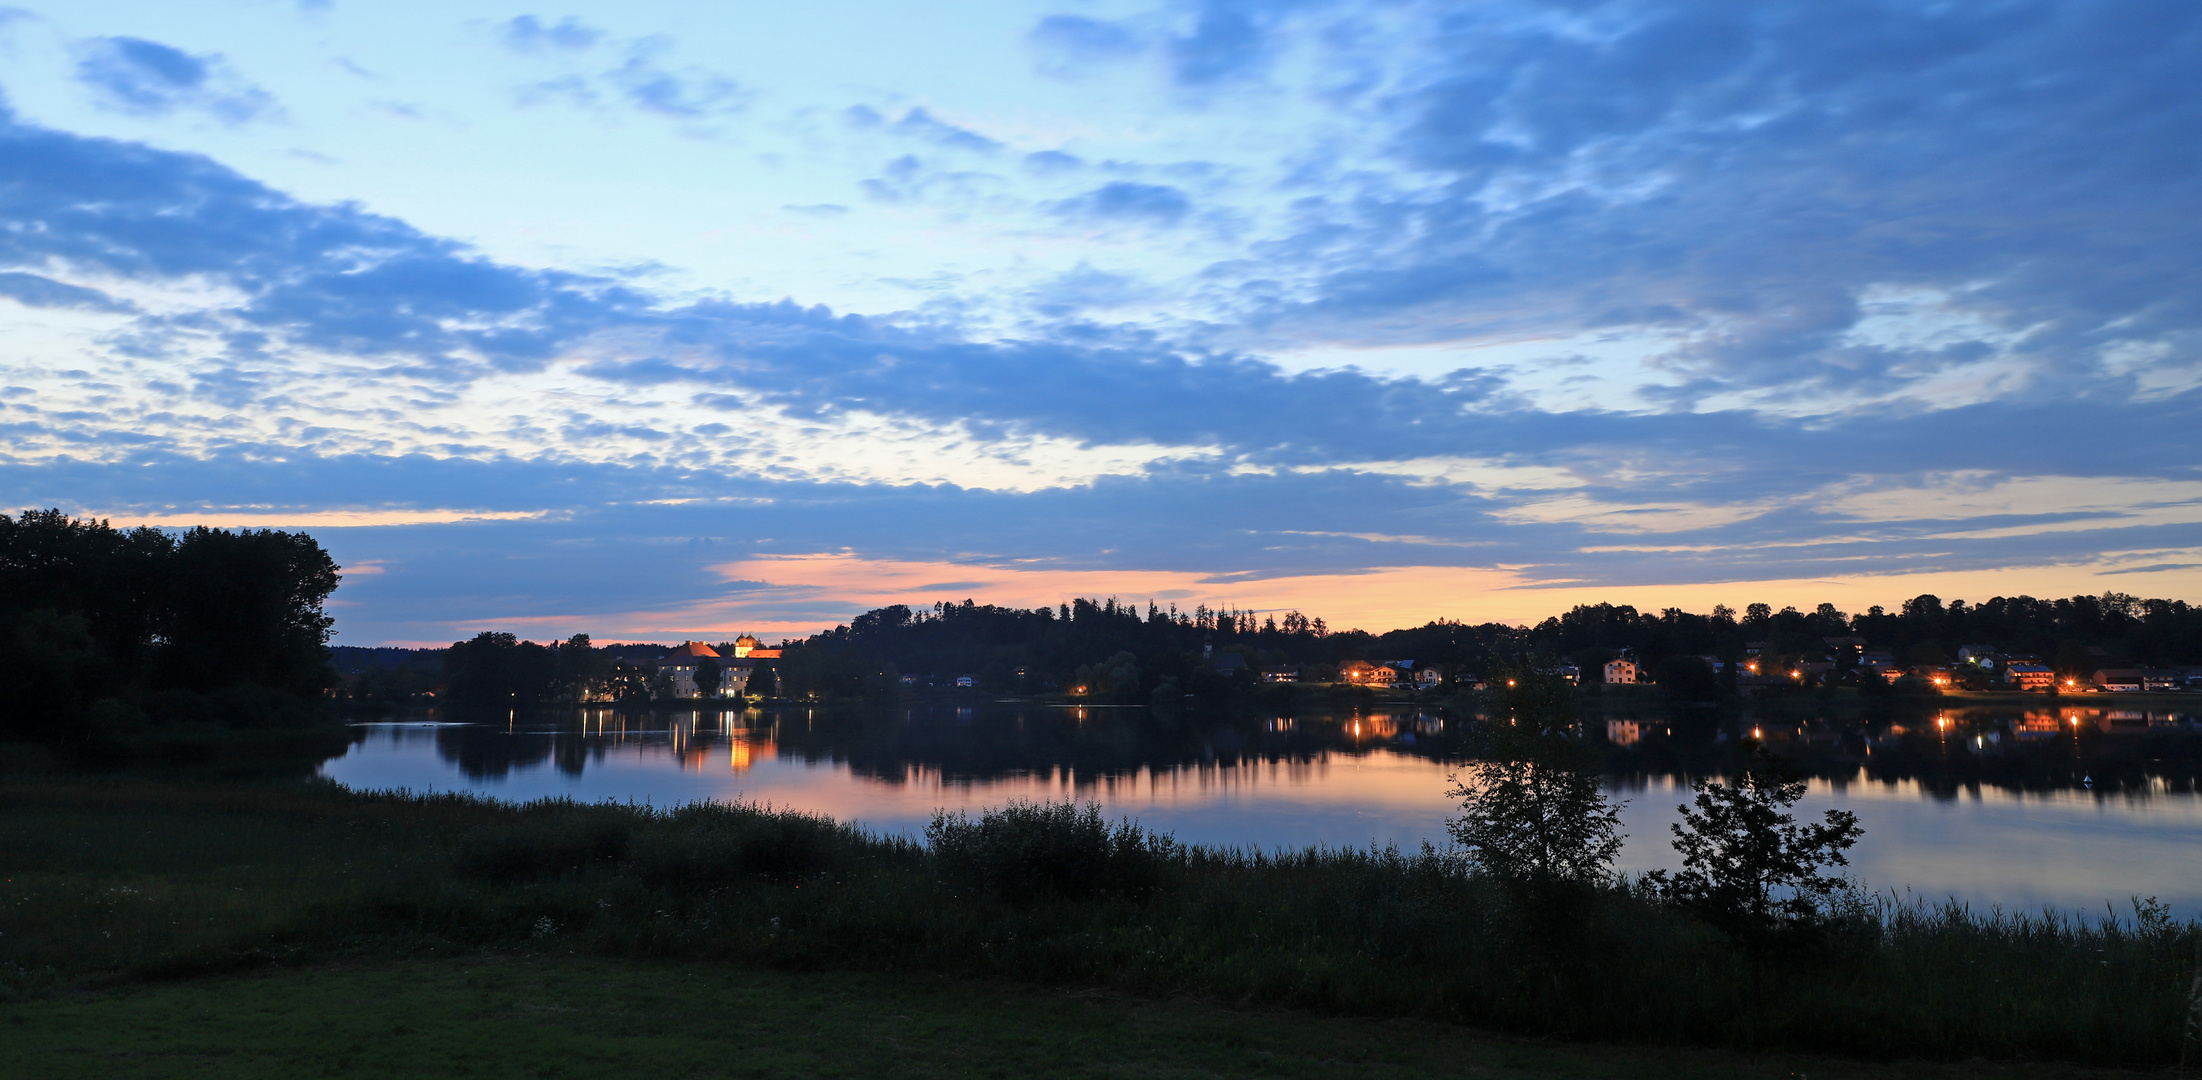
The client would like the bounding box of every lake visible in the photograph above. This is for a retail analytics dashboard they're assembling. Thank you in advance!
[319,700,2202,916]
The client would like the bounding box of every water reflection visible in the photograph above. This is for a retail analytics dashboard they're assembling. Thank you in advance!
[320,701,2202,915]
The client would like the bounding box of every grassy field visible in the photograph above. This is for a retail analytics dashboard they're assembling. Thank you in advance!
[4,955,2172,1080]
[4,772,2198,1073]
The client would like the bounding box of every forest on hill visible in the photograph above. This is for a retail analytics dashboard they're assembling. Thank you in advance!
[337,590,2202,706]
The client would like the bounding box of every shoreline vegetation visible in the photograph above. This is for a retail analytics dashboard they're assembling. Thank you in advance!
[4,771,2198,1070]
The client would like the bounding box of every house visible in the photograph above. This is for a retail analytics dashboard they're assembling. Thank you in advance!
[654,641,724,697]
[1557,665,1580,685]
[955,674,976,688]
[2095,669,2145,692]
[1210,652,1250,678]
[2141,670,2185,691]
[1338,661,1395,685]
[1261,667,1299,683]
[727,634,782,660]
[1414,667,1444,688]
[2004,663,2055,691]
[1603,659,1638,685]
[1956,644,1999,667]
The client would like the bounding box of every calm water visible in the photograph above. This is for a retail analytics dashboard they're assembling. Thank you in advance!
[320,701,2202,916]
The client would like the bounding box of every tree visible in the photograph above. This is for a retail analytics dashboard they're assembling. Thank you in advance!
[1652,746,1862,945]
[746,662,777,698]
[694,656,722,698]
[1446,665,1624,891]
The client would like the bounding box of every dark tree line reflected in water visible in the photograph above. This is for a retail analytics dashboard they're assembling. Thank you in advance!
[342,701,2202,801]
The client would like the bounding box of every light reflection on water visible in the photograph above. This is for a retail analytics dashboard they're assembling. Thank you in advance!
[319,702,2202,916]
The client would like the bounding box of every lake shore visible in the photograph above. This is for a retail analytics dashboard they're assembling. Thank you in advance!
[4,770,2196,1071]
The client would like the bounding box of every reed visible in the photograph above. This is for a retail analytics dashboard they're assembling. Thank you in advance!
[2,776,2195,1067]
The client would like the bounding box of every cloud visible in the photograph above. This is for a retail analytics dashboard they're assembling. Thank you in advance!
[502,15,605,53]
[73,36,279,124]
[1029,14,1145,75]
[845,104,1002,153]
[8,48,2202,649]
[1023,150,1084,175]
[1168,5,1274,86]
[605,52,744,118]
[1047,181,1191,226]
[509,30,745,121]
[1197,0,2202,409]
[0,271,135,313]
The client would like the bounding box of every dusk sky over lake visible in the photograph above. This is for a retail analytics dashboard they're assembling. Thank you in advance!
[2,0,2198,644]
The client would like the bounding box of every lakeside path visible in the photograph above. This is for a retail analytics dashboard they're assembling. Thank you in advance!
[3,956,2166,1080]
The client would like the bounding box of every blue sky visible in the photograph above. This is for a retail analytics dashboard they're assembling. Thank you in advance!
[1,0,2198,643]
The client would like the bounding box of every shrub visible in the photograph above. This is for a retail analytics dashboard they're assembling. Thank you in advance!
[927,801,1183,902]
[454,805,634,883]
[630,805,851,886]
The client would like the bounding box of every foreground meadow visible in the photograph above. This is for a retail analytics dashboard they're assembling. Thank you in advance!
[3,773,2197,1074]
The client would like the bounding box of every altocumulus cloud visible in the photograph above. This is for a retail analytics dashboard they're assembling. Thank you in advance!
[4,0,2202,639]
[1147,0,2202,410]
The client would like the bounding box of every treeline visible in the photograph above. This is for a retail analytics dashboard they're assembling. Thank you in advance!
[345,589,2202,707]
[773,591,2202,700]
[0,509,342,740]
[412,633,777,709]
[1530,593,2202,675]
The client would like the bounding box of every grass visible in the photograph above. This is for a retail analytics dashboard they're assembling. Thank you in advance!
[3,955,2169,1080]
[2,773,2197,1071]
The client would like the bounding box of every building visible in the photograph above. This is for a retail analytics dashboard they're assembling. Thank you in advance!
[1557,665,1580,685]
[2095,669,2145,692]
[655,641,723,697]
[1414,667,1444,688]
[1956,644,1999,667]
[1603,659,1638,685]
[2005,663,2055,691]
[955,674,976,688]
[1210,652,1249,678]
[2141,669,2185,691]
[1338,661,1395,685]
[1262,667,1298,683]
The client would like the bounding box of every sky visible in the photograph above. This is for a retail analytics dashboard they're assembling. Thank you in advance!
[1,0,2198,644]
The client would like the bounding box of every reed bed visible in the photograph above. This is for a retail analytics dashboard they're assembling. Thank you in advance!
[1,775,2194,1067]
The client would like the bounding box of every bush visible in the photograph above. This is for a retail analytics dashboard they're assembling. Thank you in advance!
[629,804,852,886]
[927,801,1183,902]
[454,805,634,883]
